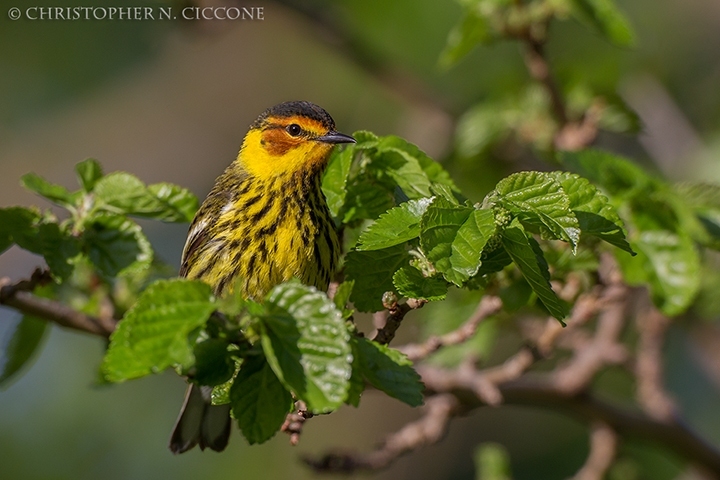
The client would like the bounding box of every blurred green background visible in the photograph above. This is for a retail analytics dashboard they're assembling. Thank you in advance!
[1,0,720,478]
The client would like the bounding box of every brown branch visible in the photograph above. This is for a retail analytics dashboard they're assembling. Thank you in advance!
[551,283,629,394]
[522,35,600,151]
[546,254,628,394]
[533,290,601,356]
[282,401,313,446]
[524,38,568,126]
[415,349,536,408]
[634,299,677,422]
[420,368,720,476]
[554,101,602,151]
[397,295,503,361]
[571,422,618,480]
[308,362,720,475]
[0,269,114,338]
[372,297,427,346]
[304,394,459,473]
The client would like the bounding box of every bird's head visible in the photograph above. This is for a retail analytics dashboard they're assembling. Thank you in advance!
[238,101,355,181]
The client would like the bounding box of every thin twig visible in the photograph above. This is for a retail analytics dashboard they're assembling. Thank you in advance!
[552,283,628,395]
[373,297,427,346]
[415,346,536,408]
[571,422,618,480]
[420,369,720,476]
[282,401,313,446]
[397,295,503,361]
[0,269,114,337]
[304,394,459,473]
[414,345,537,407]
[524,38,568,126]
[634,299,677,422]
[522,34,600,151]
[554,101,602,151]
[534,290,601,356]
[468,348,537,405]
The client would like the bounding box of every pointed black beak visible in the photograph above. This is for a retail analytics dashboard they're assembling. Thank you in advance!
[316,131,356,144]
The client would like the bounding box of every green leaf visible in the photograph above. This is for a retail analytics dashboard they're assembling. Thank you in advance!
[345,244,411,312]
[422,199,473,266]
[455,103,508,158]
[0,207,79,280]
[475,244,513,277]
[0,315,49,387]
[377,136,458,192]
[376,148,433,200]
[333,280,355,318]
[439,9,494,68]
[597,96,642,134]
[501,226,568,322]
[474,443,513,480]
[83,214,153,279]
[617,231,700,316]
[674,183,720,249]
[550,172,634,254]
[146,183,199,222]
[352,130,380,149]
[75,159,104,192]
[192,339,236,387]
[354,336,424,407]
[569,0,636,47]
[0,207,41,255]
[559,149,655,199]
[211,359,241,406]
[342,181,395,223]
[393,267,448,301]
[260,282,351,413]
[102,279,215,382]
[94,172,149,209]
[20,173,75,207]
[494,171,580,251]
[94,172,197,222]
[230,354,293,445]
[421,198,496,285]
[346,341,365,407]
[675,182,720,211]
[37,222,80,280]
[357,198,433,251]
[499,277,534,312]
[322,146,355,218]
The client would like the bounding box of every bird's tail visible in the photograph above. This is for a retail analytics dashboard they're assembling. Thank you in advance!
[169,384,231,454]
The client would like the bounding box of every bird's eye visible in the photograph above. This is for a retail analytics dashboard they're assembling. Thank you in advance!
[286,124,302,136]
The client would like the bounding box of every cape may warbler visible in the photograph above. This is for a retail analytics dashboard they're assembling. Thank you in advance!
[169,101,355,453]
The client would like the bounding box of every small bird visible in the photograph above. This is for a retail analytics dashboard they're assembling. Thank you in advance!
[169,101,355,454]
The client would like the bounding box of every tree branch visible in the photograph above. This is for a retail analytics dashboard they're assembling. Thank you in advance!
[521,34,599,151]
[372,297,427,346]
[571,422,618,480]
[0,269,114,338]
[634,299,677,422]
[552,283,628,394]
[303,394,460,473]
[420,368,720,476]
[524,38,568,126]
[282,400,313,446]
[397,295,503,361]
